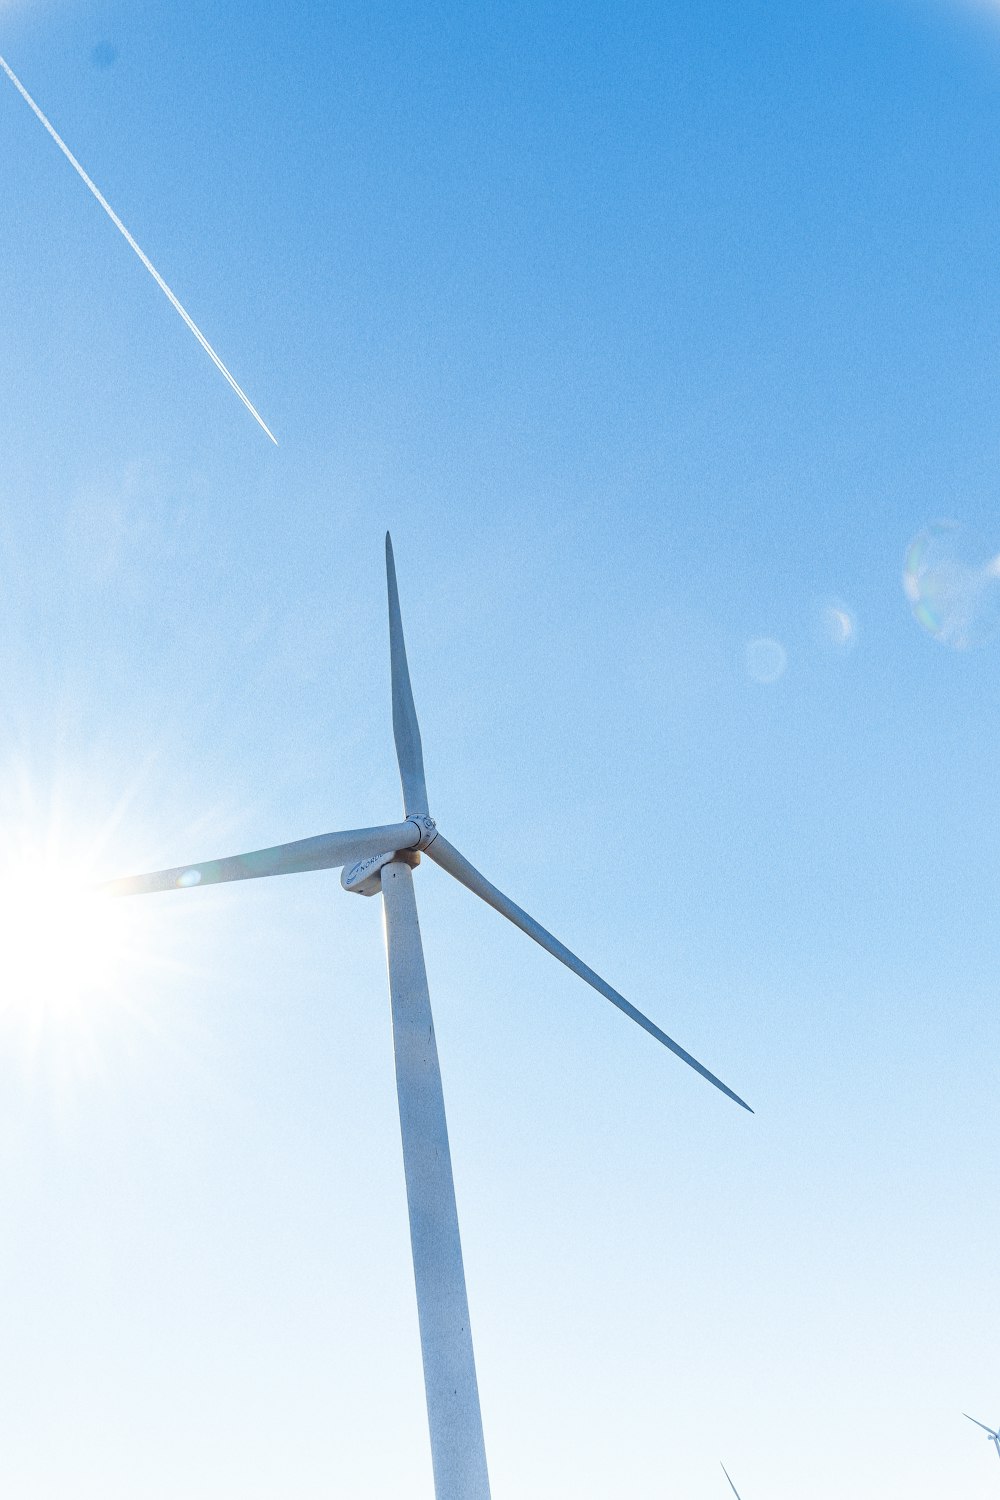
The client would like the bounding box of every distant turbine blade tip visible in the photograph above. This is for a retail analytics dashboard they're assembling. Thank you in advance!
[720,1461,743,1499]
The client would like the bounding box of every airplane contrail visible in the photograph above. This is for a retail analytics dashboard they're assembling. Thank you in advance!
[0,53,277,445]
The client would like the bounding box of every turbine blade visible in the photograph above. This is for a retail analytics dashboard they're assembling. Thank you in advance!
[425,834,752,1112]
[965,1414,999,1437]
[385,533,429,818]
[720,1463,743,1500]
[100,820,419,897]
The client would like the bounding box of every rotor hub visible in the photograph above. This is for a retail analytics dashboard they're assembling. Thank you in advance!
[341,815,437,896]
[407,814,438,851]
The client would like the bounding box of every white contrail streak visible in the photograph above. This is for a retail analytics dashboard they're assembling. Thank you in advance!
[0,54,277,445]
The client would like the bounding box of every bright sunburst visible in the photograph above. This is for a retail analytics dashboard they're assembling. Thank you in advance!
[0,852,131,1021]
[0,757,152,1047]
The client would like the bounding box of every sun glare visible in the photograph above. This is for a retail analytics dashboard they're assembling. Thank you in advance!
[0,854,131,1021]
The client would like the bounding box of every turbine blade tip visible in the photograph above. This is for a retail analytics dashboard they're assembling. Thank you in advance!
[715,1080,753,1113]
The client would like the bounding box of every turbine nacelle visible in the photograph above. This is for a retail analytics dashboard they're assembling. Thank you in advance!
[341,816,438,896]
[344,822,437,888]
[342,848,413,896]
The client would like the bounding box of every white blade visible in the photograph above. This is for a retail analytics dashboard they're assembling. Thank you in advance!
[101,820,419,897]
[425,834,752,1112]
[965,1414,1000,1438]
[385,533,429,817]
[721,1462,743,1499]
[0,54,277,445]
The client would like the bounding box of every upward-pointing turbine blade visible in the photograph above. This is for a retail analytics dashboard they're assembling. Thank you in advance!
[720,1462,743,1499]
[425,834,752,1112]
[385,534,429,818]
[965,1415,1000,1438]
[100,821,420,897]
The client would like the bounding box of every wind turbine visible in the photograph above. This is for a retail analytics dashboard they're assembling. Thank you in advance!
[103,534,752,1499]
[721,1461,744,1498]
[964,1413,1000,1463]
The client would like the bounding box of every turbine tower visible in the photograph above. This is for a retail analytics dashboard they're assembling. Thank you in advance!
[964,1413,1000,1463]
[104,535,751,1498]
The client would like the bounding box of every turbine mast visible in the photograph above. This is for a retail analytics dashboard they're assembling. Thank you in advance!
[381,857,491,1498]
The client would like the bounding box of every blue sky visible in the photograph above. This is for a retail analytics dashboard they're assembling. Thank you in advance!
[1,1,1000,1495]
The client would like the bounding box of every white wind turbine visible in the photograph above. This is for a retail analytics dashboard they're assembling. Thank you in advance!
[964,1412,1000,1463]
[104,535,752,1499]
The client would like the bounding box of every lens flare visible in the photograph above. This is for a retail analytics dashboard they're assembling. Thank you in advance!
[745,637,787,684]
[819,599,857,649]
[903,520,1000,650]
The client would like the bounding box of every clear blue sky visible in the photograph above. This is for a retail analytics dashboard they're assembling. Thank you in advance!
[1,1,999,1495]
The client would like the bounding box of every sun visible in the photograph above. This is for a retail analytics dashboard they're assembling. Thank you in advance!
[0,756,211,1071]
[0,851,133,1022]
